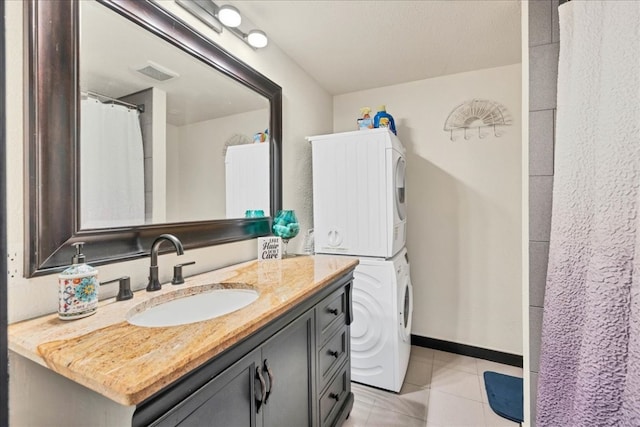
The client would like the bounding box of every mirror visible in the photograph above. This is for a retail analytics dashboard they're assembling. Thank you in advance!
[25,0,282,276]
[80,1,270,228]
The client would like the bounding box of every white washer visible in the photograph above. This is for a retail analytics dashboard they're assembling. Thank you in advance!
[308,128,407,258]
[350,248,413,392]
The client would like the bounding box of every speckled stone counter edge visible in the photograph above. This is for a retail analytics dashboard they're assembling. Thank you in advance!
[8,255,358,406]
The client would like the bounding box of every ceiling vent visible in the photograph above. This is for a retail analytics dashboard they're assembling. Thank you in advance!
[133,61,179,82]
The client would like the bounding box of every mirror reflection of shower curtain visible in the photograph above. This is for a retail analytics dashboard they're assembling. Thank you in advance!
[80,98,145,228]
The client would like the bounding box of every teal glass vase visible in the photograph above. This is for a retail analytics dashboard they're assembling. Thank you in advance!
[272,210,300,257]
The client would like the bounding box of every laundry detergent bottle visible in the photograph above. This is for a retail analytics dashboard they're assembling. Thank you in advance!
[58,242,99,320]
[373,105,397,135]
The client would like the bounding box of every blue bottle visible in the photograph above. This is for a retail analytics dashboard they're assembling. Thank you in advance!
[373,105,397,135]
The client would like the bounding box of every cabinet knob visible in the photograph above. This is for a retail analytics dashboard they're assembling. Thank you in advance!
[329,392,340,402]
[328,350,339,358]
[328,307,339,315]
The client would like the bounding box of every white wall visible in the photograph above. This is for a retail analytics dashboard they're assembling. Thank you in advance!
[334,64,522,355]
[151,1,335,237]
[6,1,332,424]
[166,122,181,219]
[151,87,168,223]
[168,109,268,222]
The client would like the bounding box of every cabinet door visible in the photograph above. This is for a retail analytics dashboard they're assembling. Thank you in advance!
[311,135,388,257]
[151,348,263,427]
[261,311,315,427]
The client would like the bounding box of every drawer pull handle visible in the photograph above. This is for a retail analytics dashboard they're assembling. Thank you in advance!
[255,366,267,413]
[328,308,339,315]
[328,350,339,358]
[346,283,353,325]
[329,392,340,402]
[263,359,274,405]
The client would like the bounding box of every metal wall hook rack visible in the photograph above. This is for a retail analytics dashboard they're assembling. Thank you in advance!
[444,99,512,141]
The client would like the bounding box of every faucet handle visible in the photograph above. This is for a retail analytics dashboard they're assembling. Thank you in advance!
[101,276,133,301]
[172,261,196,285]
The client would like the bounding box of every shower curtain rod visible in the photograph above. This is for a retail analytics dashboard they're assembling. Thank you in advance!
[82,90,145,113]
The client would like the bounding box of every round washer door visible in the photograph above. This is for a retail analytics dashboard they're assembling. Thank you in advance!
[399,278,413,342]
[394,155,407,221]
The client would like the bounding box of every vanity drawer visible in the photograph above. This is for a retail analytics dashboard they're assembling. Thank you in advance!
[319,364,350,427]
[318,328,348,390]
[316,285,347,344]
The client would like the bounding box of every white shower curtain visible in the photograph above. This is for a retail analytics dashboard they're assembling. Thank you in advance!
[80,98,145,228]
[537,1,640,426]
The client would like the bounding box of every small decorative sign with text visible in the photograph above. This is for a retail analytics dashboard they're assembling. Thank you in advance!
[258,236,282,261]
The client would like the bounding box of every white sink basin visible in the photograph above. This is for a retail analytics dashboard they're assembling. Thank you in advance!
[128,288,259,327]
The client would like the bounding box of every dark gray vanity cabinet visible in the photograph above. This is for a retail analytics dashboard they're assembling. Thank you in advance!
[261,311,315,427]
[316,287,352,427]
[135,273,354,427]
[150,348,262,427]
[151,312,314,427]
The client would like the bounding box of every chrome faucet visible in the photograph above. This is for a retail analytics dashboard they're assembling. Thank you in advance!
[146,234,184,292]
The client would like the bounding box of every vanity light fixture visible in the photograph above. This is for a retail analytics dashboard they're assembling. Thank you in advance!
[246,29,268,48]
[174,0,269,49]
[174,0,223,33]
[217,4,241,27]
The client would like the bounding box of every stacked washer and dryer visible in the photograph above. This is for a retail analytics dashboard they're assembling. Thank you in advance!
[308,128,413,393]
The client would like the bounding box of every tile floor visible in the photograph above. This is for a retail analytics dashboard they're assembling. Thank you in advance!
[344,346,523,427]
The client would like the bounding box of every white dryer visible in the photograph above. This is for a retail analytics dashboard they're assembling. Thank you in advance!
[309,128,407,258]
[350,248,413,392]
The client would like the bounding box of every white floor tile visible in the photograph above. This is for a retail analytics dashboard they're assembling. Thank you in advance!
[433,350,479,374]
[366,405,426,427]
[373,383,430,420]
[411,346,435,363]
[431,362,483,402]
[351,383,383,406]
[426,390,486,427]
[476,359,523,378]
[483,403,520,427]
[404,359,433,388]
[479,373,490,404]
[351,351,521,427]
[344,399,372,427]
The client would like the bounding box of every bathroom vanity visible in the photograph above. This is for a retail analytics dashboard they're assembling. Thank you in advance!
[9,255,357,427]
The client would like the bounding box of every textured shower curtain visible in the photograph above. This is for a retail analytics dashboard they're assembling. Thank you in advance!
[537,1,640,426]
[80,98,145,228]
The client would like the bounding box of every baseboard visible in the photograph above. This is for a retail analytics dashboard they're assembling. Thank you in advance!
[411,335,523,368]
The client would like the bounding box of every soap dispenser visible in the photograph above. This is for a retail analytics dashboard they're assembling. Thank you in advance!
[58,242,99,320]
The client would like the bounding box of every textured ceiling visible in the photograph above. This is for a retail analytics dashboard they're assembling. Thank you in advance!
[232,0,522,95]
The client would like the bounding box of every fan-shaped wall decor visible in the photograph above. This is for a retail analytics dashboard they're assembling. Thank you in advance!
[444,99,512,141]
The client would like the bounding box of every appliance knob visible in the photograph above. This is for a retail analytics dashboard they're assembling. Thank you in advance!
[327,229,342,247]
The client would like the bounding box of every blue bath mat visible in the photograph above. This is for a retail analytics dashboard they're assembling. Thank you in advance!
[483,371,523,423]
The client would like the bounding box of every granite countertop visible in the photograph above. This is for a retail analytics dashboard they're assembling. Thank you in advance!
[8,255,358,406]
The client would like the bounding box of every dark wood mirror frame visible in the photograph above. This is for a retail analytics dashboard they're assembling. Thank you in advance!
[25,0,282,277]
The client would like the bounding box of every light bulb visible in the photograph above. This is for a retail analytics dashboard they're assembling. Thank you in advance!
[247,30,268,48]
[218,4,241,27]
